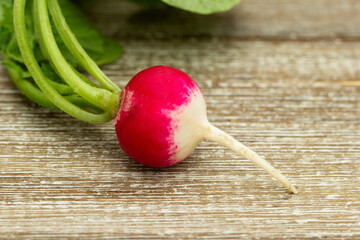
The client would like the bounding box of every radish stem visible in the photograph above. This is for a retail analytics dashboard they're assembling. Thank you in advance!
[204,124,298,194]
[5,59,103,111]
[14,0,113,123]
[3,59,58,110]
[35,0,119,114]
[48,0,121,93]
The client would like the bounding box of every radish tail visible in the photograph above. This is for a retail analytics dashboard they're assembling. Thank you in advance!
[203,124,298,194]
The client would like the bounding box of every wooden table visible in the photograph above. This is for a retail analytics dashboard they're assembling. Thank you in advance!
[1,0,359,238]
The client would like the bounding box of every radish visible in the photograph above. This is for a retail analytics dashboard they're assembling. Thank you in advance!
[115,66,298,194]
[10,0,298,194]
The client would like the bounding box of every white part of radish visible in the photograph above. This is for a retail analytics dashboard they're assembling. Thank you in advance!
[173,90,298,194]
[171,89,207,162]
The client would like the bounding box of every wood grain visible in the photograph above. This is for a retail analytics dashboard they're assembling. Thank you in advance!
[0,0,359,239]
[86,0,360,40]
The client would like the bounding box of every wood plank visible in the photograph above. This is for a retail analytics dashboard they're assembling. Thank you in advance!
[1,0,360,238]
[1,37,359,238]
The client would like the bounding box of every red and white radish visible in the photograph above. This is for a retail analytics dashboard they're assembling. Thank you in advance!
[13,0,297,194]
[115,66,298,194]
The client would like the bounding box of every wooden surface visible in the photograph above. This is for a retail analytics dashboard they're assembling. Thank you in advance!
[1,0,360,239]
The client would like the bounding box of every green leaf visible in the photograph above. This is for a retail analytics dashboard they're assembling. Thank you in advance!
[161,0,241,14]
[40,62,63,83]
[58,0,104,54]
[1,0,48,63]
[0,0,14,51]
[0,26,11,51]
[125,0,164,6]
[126,0,242,14]
[2,60,59,109]
[94,35,123,66]
[0,0,12,24]
[6,36,24,62]
[53,0,123,67]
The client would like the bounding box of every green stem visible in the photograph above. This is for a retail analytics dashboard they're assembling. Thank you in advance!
[35,0,119,115]
[13,0,113,124]
[48,0,121,93]
[4,60,58,109]
[32,1,98,91]
[48,79,74,96]
[3,59,103,111]
[64,94,103,112]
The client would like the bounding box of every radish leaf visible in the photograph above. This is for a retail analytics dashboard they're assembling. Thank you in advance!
[161,0,241,14]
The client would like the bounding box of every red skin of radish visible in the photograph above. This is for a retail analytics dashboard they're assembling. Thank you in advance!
[114,66,203,167]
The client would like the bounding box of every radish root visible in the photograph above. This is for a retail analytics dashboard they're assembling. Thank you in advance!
[204,124,298,194]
